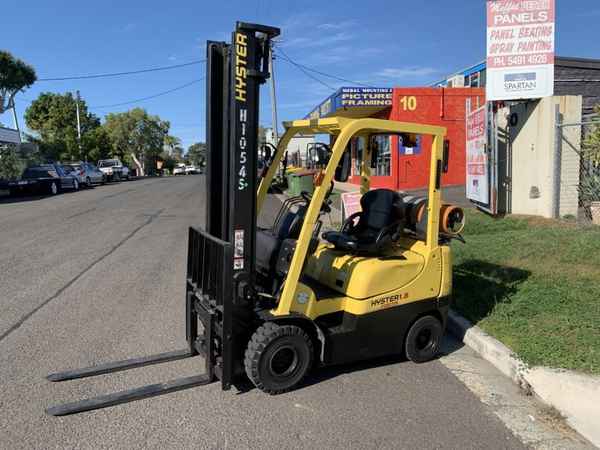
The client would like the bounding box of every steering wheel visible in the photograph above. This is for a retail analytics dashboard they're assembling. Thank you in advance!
[374,221,402,250]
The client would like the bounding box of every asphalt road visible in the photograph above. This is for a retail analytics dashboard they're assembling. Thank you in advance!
[0,176,525,449]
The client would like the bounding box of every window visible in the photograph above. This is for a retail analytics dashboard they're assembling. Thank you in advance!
[373,135,391,176]
[353,137,364,175]
[22,167,57,179]
[352,136,392,177]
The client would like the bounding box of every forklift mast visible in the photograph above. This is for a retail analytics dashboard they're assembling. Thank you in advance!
[206,22,280,271]
[200,22,281,386]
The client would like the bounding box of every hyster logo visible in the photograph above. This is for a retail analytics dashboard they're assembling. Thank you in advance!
[504,72,537,91]
[371,294,400,308]
[235,32,248,102]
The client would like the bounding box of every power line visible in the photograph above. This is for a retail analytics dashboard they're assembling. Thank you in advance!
[274,46,371,88]
[90,78,204,109]
[275,47,337,91]
[38,60,206,81]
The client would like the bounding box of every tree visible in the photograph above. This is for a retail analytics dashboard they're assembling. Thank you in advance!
[0,145,22,180]
[83,126,112,163]
[187,142,206,166]
[582,105,600,166]
[164,135,180,154]
[24,92,100,161]
[0,51,37,114]
[164,135,184,162]
[103,108,169,175]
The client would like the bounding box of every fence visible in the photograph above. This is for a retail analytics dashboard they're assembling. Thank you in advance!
[556,114,600,225]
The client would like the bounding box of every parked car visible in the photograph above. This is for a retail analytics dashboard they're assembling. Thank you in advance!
[8,164,79,196]
[173,164,186,175]
[98,159,130,181]
[185,165,201,175]
[64,163,105,187]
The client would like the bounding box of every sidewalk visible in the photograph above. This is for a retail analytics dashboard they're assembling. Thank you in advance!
[449,310,600,448]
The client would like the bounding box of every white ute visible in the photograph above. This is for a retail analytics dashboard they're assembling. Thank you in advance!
[98,159,130,181]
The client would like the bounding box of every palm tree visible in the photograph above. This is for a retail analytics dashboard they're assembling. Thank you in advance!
[164,135,182,157]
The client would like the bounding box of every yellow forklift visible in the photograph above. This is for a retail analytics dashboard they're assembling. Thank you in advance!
[45,22,464,415]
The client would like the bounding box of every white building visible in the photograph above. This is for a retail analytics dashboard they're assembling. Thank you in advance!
[265,127,315,167]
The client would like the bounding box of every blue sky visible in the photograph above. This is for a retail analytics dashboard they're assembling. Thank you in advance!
[2,0,598,149]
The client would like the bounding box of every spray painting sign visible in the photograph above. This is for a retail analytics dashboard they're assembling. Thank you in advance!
[486,0,555,101]
[466,106,488,204]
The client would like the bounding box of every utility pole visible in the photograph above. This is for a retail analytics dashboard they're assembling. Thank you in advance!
[9,97,23,145]
[268,43,279,144]
[75,90,82,160]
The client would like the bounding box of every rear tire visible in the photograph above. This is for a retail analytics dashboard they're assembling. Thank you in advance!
[405,315,442,363]
[244,322,313,394]
[49,182,58,196]
[86,176,92,188]
[73,179,79,191]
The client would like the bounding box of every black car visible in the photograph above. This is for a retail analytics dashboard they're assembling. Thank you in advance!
[8,164,80,196]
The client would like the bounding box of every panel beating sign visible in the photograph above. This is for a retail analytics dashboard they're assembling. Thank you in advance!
[486,0,555,101]
[466,106,488,204]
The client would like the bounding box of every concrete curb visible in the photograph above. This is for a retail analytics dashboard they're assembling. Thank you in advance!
[447,309,600,448]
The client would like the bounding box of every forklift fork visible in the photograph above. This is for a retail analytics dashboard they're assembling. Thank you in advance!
[46,286,218,416]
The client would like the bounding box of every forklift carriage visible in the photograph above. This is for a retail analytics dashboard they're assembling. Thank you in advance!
[45,22,462,416]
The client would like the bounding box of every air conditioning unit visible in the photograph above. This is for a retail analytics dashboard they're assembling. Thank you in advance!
[447,74,465,88]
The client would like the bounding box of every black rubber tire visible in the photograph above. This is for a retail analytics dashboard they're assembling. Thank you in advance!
[86,177,92,188]
[244,322,313,394]
[73,179,79,191]
[405,315,442,363]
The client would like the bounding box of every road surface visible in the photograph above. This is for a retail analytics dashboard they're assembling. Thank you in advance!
[0,176,526,449]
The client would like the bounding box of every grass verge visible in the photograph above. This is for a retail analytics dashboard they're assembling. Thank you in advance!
[451,210,600,375]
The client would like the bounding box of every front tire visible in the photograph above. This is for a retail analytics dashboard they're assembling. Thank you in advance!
[73,179,79,191]
[86,176,92,188]
[245,322,313,394]
[405,315,442,363]
[49,182,58,196]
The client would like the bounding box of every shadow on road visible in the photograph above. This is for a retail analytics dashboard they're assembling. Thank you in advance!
[234,333,464,395]
[0,189,83,205]
[0,178,151,205]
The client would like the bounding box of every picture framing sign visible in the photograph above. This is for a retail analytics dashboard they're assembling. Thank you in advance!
[466,105,489,204]
[486,0,555,101]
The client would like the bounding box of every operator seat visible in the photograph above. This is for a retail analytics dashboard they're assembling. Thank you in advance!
[256,205,306,277]
[322,189,405,255]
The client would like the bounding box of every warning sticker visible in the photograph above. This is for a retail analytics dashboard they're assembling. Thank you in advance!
[234,229,244,270]
[234,230,244,258]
